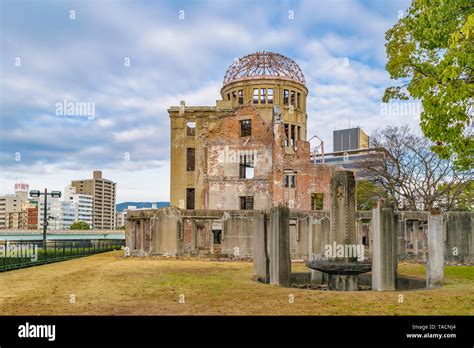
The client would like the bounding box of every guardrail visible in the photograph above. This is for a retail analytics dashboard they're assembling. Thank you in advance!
[0,239,125,272]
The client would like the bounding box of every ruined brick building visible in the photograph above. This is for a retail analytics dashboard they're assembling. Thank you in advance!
[169,51,334,211]
[126,52,473,262]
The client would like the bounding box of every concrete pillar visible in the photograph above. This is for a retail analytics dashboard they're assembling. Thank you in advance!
[321,216,330,256]
[253,212,269,282]
[125,218,134,251]
[401,218,407,256]
[309,216,329,285]
[329,170,356,260]
[308,216,318,284]
[140,219,144,253]
[372,199,397,291]
[326,170,358,290]
[412,220,419,258]
[427,213,444,288]
[445,212,474,263]
[270,206,291,287]
[395,216,406,257]
[320,217,330,285]
[158,207,182,256]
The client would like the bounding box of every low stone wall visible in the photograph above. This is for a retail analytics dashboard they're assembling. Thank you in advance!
[126,208,268,257]
[126,207,473,263]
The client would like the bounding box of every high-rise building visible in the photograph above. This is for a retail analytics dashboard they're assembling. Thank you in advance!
[71,171,116,229]
[0,196,20,228]
[21,200,38,229]
[333,127,369,153]
[63,185,93,227]
[313,128,386,179]
[0,183,29,229]
[5,211,24,229]
[25,206,39,229]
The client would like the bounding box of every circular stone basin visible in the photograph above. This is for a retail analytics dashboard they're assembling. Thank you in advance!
[306,260,372,275]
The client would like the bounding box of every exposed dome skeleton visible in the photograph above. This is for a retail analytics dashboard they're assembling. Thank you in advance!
[223,51,306,86]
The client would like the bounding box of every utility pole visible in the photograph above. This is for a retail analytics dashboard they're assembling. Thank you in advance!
[43,189,48,243]
[29,189,62,243]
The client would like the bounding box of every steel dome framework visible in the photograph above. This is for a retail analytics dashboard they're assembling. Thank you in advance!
[223,51,306,86]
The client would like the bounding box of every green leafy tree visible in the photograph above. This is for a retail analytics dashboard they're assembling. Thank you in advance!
[438,179,474,211]
[356,180,387,211]
[69,221,90,230]
[384,0,473,169]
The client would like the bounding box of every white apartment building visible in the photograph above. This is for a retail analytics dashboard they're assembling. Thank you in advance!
[37,186,94,230]
[63,185,93,227]
[41,199,76,230]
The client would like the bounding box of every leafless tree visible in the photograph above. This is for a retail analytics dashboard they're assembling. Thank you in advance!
[363,125,472,211]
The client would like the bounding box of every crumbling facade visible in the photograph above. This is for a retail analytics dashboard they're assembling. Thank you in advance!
[127,51,474,268]
[170,52,334,211]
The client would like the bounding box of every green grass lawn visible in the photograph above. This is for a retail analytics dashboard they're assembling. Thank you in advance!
[0,250,472,315]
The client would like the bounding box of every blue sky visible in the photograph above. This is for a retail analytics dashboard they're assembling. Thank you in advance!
[0,0,420,202]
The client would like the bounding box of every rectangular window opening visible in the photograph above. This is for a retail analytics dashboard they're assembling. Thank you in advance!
[290,175,296,188]
[253,89,259,104]
[186,148,195,171]
[186,188,195,210]
[240,119,252,137]
[283,89,289,105]
[311,193,324,211]
[290,90,296,106]
[268,88,274,104]
[212,230,222,244]
[260,88,266,104]
[238,90,244,105]
[291,125,296,146]
[284,123,289,147]
[284,174,296,188]
[240,196,254,210]
[239,153,255,179]
[186,121,196,136]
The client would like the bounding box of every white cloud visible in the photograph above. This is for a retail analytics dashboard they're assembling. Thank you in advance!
[0,0,418,203]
